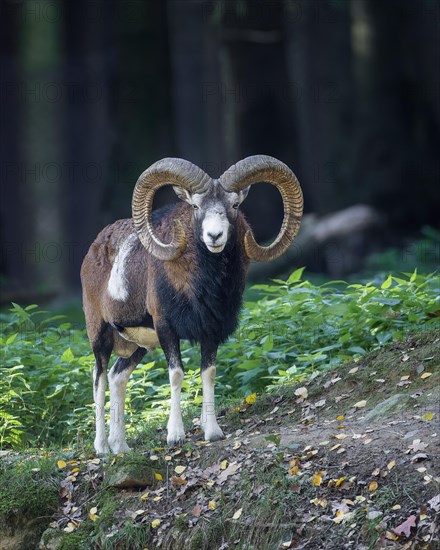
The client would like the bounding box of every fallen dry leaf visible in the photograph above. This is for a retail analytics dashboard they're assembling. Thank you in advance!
[192,505,202,517]
[245,393,256,404]
[312,472,325,487]
[354,400,367,409]
[387,460,396,471]
[409,439,428,453]
[393,514,417,537]
[420,372,432,379]
[217,461,241,484]
[428,494,440,512]
[232,507,243,520]
[174,465,186,475]
[295,387,308,399]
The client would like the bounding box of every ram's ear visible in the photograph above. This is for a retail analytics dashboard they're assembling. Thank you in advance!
[238,186,250,204]
[173,185,192,204]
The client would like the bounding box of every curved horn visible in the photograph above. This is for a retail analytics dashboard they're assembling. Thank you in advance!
[219,155,303,262]
[132,158,211,260]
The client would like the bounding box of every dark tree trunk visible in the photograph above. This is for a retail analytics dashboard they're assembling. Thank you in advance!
[284,0,354,215]
[63,0,115,289]
[0,2,31,296]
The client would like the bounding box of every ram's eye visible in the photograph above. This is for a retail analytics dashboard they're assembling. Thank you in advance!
[232,202,239,209]
[192,204,199,210]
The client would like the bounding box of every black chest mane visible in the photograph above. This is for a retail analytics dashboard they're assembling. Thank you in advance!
[158,239,244,345]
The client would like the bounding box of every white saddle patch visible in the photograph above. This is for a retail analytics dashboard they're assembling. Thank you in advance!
[120,326,160,350]
[107,234,136,301]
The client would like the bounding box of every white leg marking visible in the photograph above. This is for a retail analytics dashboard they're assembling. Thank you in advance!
[108,365,135,454]
[107,234,136,301]
[201,366,224,442]
[93,367,110,455]
[167,367,185,445]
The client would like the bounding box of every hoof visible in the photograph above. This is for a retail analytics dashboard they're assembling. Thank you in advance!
[95,437,111,455]
[167,432,186,447]
[108,438,131,454]
[204,425,225,443]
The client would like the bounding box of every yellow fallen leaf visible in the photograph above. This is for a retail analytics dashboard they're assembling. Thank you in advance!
[354,400,367,409]
[140,492,149,501]
[335,477,345,487]
[90,507,97,515]
[90,458,100,465]
[336,415,345,421]
[151,519,161,529]
[385,531,399,541]
[422,412,434,421]
[220,460,228,470]
[330,444,341,452]
[208,500,217,510]
[319,440,330,446]
[233,441,241,450]
[387,460,396,471]
[310,497,327,507]
[245,393,256,404]
[89,506,98,521]
[400,375,410,381]
[288,465,300,475]
[421,372,432,379]
[154,473,163,481]
[342,499,354,505]
[371,467,380,476]
[391,504,401,510]
[369,481,378,491]
[57,460,67,469]
[164,455,172,461]
[71,467,80,474]
[232,507,243,520]
[333,510,346,523]
[174,465,186,475]
[355,496,366,502]
[312,472,323,486]
[419,513,427,520]
[153,496,162,502]
[150,455,159,461]
[334,434,347,440]
[348,367,358,374]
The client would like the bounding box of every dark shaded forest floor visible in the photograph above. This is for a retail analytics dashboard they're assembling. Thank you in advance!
[1,329,439,550]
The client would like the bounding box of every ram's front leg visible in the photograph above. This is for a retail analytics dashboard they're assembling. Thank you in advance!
[157,322,186,446]
[200,342,224,442]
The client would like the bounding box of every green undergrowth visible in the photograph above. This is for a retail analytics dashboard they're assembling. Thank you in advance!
[1,327,439,549]
[0,454,62,547]
[0,269,439,449]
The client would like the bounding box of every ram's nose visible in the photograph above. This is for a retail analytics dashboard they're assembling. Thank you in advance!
[207,231,224,243]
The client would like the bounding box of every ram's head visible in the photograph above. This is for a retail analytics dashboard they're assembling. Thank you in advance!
[132,155,303,261]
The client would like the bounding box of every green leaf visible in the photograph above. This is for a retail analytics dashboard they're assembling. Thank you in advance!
[381,275,392,289]
[61,348,75,363]
[287,267,305,284]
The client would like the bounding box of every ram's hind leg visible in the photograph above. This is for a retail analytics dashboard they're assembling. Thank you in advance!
[91,324,114,455]
[108,347,146,454]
